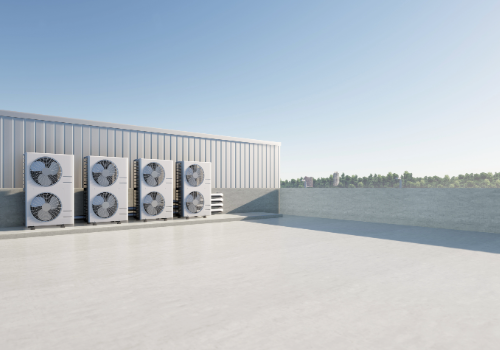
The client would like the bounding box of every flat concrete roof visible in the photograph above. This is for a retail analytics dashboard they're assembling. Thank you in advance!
[1,215,499,349]
[0,109,281,146]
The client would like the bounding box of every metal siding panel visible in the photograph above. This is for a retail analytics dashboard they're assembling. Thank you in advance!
[35,121,45,153]
[221,141,226,188]
[64,124,73,155]
[55,123,64,154]
[91,127,99,156]
[14,118,24,188]
[242,143,246,188]
[200,138,205,162]
[216,141,221,188]
[177,136,183,161]
[270,145,275,188]
[107,129,115,157]
[99,128,107,156]
[255,144,260,188]
[145,132,151,159]
[231,142,236,188]
[74,125,82,188]
[249,143,254,188]
[122,131,130,188]
[152,134,158,159]
[210,140,215,188]
[25,120,35,153]
[130,131,138,163]
[184,137,189,161]
[235,143,240,188]
[164,135,171,160]
[267,145,271,188]
[170,136,176,162]
[194,138,200,161]
[3,118,14,188]
[275,145,279,188]
[137,132,144,159]
[0,118,2,188]
[82,126,91,159]
[45,122,55,154]
[157,134,163,160]
[115,130,123,157]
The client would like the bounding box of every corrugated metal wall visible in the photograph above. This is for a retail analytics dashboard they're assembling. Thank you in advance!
[0,115,280,189]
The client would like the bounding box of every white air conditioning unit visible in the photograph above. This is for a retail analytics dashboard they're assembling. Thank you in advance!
[136,158,174,221]
[85,156,128,224]
[179,161,211,218]
[25,152,74,229]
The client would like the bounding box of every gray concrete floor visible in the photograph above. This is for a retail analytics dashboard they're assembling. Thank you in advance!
[1,215,500,349]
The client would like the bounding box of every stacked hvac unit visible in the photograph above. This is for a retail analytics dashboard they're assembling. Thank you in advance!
[179,161,211,218]
[84,156,128,224]
[135,158,174,221]
[25,152,74,229]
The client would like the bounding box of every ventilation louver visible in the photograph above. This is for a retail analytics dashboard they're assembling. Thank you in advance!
[92,192,118,218]
[186,164,204,186]
[92,160,118,187]
[143,192,165,216]
[143,162,165,187]
[30,193,62,222]
[186,191,204,213]
[30,157,62,187]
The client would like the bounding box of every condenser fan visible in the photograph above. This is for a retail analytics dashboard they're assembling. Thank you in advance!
[30,157,62,187]
[143,162,165,186]
[30,193,62,221]
[186,164,204,186]
[143,192,165,216]
[186,191,204,214]
[92,192,118,218]
[92,160,118,187]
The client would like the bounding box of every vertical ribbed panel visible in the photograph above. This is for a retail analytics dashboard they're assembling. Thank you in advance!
[0,116,280,189]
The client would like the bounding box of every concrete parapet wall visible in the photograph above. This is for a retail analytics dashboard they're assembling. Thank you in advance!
[280,188,500,234]
[0,188,279,228]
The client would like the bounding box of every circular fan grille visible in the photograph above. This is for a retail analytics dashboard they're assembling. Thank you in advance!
[92,160,118,187]
[92,192,118,218]
[143,162,165,187]
[143,192,165,216]
[30,193,62,222]
[30,157,62,187]
[186,164,204,187]
[186,191,204,214]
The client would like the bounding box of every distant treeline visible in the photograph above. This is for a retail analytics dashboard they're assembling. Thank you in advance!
[281,172,500,188]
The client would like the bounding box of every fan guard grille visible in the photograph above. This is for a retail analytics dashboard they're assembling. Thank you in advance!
[92,160,118,187]
[186,191,204,214]
[186,164,204,187]
[30,193,62,222]
[143,162,165,187]
[30,157,62,187]
[143,192,165,216]
[92,192,118,218]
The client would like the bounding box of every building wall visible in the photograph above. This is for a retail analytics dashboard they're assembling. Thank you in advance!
[0,111,280,189]
[280,188,500,234]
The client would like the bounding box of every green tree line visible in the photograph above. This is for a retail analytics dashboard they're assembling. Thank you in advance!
[281,172,500,188]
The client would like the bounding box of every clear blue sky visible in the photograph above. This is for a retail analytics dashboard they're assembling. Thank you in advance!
[1,1,499,180]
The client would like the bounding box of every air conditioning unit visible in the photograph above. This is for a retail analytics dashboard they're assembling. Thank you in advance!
[179,161,211,218]
[84,156,128,224]
[135,158,174,221]
[25,152,74,229]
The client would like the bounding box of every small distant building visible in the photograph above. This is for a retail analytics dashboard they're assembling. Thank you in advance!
[332,172,340,187]
[304,177,314,188]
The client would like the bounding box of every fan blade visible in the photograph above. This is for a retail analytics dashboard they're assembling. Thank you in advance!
[106,163,116,174]
[144,194,153,203]
[38,210,51,221]
[145,204,156,215]
[38,174,51,187]
[146,175,157,186]
[144,166,153,175]
[49,196,60,209]
[97,175,109,186]
[93,163,105,174]
[186,167,194,176]
[48,162,59,175]
[31,196,45,208]
[92,196,104,206]
[31,161,45,172]
[107,195,116,207]
[98,207,109,218]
